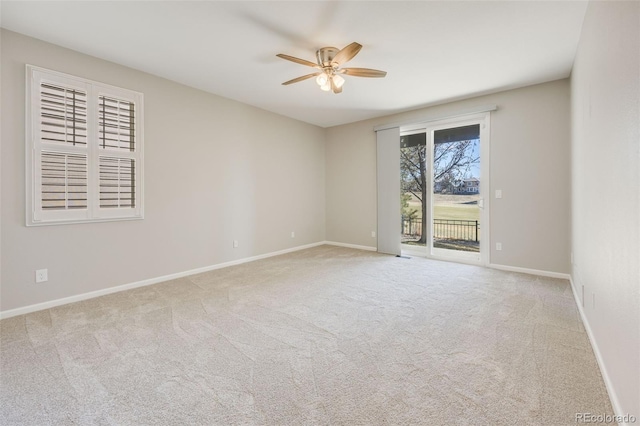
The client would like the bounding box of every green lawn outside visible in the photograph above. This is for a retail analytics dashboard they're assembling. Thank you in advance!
[405,194,479,222]
[433,205,479,221]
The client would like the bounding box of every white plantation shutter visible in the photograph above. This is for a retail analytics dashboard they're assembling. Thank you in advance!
[97,94,138,211]
[40,83,88,146]
[99,157,135,208]
[98,96,135,151]
[27,65,144,225]
[41,152,88,210]
[38,82,89,212]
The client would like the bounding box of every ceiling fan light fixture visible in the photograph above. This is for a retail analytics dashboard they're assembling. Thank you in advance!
[332,74,345,89]
[316,73,329,86]
[277,42,386,94]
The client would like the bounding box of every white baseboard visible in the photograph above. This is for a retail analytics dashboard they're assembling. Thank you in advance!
[569,275,628,425]
[323,241,377,252]
[488,263,571,280]
[0,241,326,320]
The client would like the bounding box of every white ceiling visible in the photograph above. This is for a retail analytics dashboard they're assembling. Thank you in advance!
[1,1,588,128]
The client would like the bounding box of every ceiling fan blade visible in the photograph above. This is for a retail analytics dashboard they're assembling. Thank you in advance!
[282,73,320,85]
[332,42,362,65]
[276,53,320,68]
[341,68,387,78]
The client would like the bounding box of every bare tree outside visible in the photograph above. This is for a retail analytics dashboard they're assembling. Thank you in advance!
[400,137,427,244]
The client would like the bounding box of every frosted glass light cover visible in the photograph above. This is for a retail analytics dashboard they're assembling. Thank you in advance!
[316,73,329,86]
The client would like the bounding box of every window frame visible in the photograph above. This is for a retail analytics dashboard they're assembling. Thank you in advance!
[26,65,144,226]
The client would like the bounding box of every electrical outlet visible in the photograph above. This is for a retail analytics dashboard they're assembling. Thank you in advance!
[495,189,502,199]
[371,231,376,238]
[496,242,502,251]
[291,231,295,238]
[233,240,239,248]
[35,269,48,283]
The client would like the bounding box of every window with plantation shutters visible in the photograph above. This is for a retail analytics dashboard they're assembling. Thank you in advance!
[27,65,144,225]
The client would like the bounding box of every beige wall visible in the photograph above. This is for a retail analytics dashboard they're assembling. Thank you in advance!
[1,30,326,312]
[326,79,571,274]
[571,1,639,418]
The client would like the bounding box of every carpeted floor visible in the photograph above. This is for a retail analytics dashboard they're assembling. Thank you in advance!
[1,245,613,425]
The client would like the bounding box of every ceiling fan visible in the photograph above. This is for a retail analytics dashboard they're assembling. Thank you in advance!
[277,42,387,94]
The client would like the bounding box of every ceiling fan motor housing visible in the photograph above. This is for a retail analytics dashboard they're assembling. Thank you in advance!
[316,47,340,68]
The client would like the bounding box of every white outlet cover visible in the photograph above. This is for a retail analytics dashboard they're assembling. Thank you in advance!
[35,269,48,283]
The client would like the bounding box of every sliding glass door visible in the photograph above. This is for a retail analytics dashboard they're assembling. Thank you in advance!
[400,113,489,264]
[400,130,427,251]
[430,123,482,262]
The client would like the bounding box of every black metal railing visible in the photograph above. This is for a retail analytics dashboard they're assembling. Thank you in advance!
[433,219,479,242]
[402,218,479,242]
[402,217,423,239]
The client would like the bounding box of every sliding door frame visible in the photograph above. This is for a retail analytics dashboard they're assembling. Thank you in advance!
[400,111,491,266]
